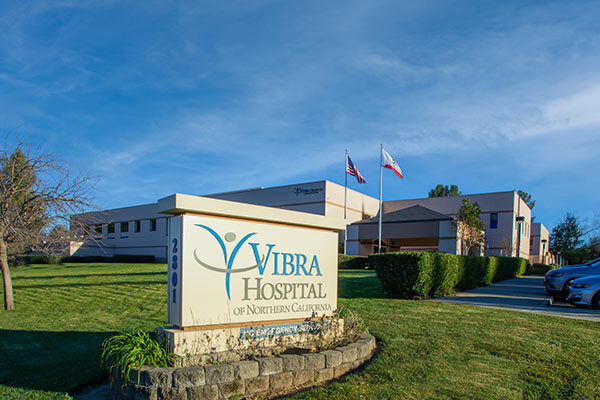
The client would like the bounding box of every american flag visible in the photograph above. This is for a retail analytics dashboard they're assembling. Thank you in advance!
[346,155,367,184]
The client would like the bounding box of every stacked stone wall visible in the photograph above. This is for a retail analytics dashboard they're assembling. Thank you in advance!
[113,333,376,400]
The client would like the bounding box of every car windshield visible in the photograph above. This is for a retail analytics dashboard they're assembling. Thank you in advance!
[584,257,600,267]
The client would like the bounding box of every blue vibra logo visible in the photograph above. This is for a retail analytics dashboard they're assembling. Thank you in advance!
[193,224,264,300]
[193,224,323,300]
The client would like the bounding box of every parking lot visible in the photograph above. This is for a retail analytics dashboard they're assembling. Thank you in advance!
[434,275,600,321]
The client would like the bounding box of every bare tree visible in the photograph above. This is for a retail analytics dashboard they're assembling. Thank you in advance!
[454,198,486,256]
[499,235,515,257]
[0,139,95,310]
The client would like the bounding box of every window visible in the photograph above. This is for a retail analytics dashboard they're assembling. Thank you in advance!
[150,219,157,231]
[108,222,115,234]
[135,220,141,232]
[121,221,129,233]
[490,213,498,229]
[94,225,102,234]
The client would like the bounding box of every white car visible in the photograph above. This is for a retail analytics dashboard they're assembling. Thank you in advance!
[567,275,600,308]
[544,257,600,298]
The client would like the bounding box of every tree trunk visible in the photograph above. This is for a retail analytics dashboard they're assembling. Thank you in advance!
[0,239,14,310]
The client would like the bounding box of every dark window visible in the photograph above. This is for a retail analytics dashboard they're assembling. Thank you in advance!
[490,213,498,229]
[108,223,115,234]
[121,221,129,233]
[150,219,157,231]
[94,225,102,234]
[135,220,141,232]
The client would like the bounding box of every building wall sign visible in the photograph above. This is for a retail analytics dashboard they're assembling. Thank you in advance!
[168,214,337,328]
[294,187,323,196]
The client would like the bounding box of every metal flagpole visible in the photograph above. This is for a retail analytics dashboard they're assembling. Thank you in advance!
[378,144,383,253]
[344,149,348,255]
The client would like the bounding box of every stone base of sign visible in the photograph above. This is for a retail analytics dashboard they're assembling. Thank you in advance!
[159,318,345,367]
[112,332,376,400]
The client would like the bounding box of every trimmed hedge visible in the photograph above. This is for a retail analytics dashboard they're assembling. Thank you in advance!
[370,252,528,299]
[526,262,559,275]
[338,254,370,270]
[8,254,156,267]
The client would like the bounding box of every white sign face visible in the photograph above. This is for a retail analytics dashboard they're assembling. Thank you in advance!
[167,214,338,328]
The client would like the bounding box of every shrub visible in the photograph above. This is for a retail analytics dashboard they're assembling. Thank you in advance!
[9,254,156,266]
[371,252,529,299]
[527,263,559,275]
[460,256,488,289]
[338,254,369,270]
[372,252,433,298]
[101,328,177,386]
[7,256,26,268]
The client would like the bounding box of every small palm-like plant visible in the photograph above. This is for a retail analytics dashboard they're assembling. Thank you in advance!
[101,328,177,386]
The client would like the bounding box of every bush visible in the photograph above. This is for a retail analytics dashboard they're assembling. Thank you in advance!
[526,263,559,275]
[8,255,58,266]
[101,328,177,387]
[370,252,529,299]
[7,256,27,268]
[338,254,370,270]
[372,252,432,299]
[8,254,156,267]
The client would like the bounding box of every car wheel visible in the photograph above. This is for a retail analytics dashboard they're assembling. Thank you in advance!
[592,292,600,309]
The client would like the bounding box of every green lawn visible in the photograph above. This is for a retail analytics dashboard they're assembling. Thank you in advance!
[1,264,600,399]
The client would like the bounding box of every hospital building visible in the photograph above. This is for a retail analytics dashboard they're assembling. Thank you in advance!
[70,180,552,263]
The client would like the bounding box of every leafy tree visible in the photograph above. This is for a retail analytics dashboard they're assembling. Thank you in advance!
[549,213,584,260]
[517,190,536,222]
[517,190,535,210]
[454,198,486,255]
[0,140,94,310]
[428,184,461,198]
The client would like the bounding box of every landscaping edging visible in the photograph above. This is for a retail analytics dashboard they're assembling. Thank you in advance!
[112,333,376,400]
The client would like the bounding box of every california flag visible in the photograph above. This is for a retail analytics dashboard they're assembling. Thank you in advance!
[382,148,403,178]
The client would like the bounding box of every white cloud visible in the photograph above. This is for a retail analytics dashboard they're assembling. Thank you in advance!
[542,83,600,131]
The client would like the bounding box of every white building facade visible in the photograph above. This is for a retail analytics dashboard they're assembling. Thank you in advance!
[380,191,532,258]
[70,180,379,261]
[71,182,537,261]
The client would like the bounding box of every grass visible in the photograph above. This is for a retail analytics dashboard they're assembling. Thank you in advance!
[0,263,166,399]
[1,264,600,399]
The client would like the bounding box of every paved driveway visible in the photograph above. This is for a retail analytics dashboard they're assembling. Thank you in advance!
[433,275,600,321]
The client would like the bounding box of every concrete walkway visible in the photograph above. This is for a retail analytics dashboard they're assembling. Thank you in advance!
[433,275,600,322]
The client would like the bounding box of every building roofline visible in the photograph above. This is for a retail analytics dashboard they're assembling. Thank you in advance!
[355,204,453,225]
[71,202,158,217]
[385,190,518,202]
[205,187,266,196]
[203,180,328,197]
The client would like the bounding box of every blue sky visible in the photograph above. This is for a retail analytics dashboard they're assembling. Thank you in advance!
[1,1,599,232]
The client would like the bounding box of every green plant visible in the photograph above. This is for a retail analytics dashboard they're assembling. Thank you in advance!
[101,328,177,386]
[371,252,529,299]
[337,306,367,336]
[338,254,370,270]
[526,263,559,275]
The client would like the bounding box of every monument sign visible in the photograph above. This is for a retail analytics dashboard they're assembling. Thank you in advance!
[158,193,344,331]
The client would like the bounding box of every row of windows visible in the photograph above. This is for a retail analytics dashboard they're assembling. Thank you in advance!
[90,219,158,235]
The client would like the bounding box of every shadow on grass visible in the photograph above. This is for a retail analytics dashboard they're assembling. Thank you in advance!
[338,270,386,299]
[0,329,116,394]
[13,271,166,281]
